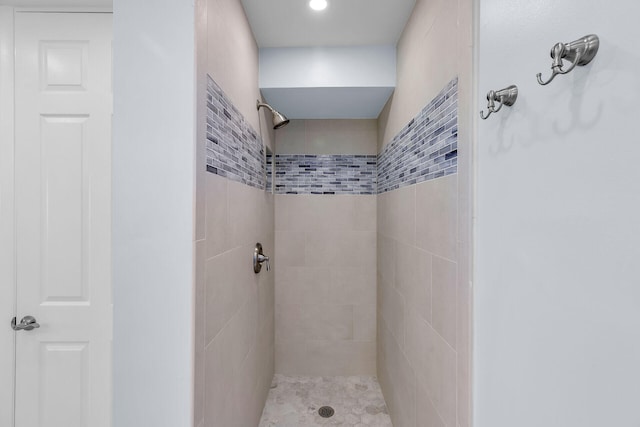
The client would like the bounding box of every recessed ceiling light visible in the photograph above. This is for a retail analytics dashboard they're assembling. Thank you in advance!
[309,0,328,11]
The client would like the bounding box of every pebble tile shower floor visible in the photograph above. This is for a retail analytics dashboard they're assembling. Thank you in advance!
[259,375,392,426]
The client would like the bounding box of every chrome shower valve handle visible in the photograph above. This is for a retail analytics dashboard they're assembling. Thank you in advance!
[536,34,599,86]
[253,242,270,273]
[480,85,518,120]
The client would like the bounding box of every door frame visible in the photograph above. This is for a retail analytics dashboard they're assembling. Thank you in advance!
[0,7,16,427]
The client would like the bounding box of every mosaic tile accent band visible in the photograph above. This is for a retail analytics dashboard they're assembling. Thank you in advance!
[266,153,273,192]
[274,154,377,195]
[206,75,456,194]
[206,75,265,189]
[377,76,458,194]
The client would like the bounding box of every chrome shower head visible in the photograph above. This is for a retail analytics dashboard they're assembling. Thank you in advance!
[256,100,290,129]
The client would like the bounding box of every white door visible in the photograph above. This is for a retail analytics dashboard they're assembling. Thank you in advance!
[13,12,112,427]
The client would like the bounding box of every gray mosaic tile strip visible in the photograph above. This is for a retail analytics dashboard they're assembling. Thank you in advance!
[274,154,377,195]
[206,75,265,189]
[266,153,273,192]
[377,76,458,194]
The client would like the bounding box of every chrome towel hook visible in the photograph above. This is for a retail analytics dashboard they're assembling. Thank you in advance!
[536,34,599,85]
[480,85,518,120]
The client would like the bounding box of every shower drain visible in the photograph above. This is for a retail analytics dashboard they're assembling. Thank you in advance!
[318,406,335,418]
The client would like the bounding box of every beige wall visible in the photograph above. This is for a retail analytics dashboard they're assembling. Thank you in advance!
[275,194,377,375]
[194,0,276,426]
[197,176,275,427]
[376,0,473,426]
[274,119,378,375]
[275,119,378,155]
[377,176,461,427]
[378,0,471,154]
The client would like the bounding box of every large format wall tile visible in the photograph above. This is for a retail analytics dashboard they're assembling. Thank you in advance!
[196,36,274,427]
[396,243,432,324]
[378,173,461,427]
[377,63,466,427]
[275,194,377,376]
[374,9,467,425]
[276,119,378,156]
[275,303,354,341]
[205,173,228,258]
[432,255,457,349]
[273,120,379,378]
[305,340,376,376]
[415,173,458,261]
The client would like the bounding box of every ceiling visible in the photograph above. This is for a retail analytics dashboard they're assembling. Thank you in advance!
[243,0,416,118]
[241,0,416,48]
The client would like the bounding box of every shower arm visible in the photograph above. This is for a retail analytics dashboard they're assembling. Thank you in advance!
[257,100,276,113]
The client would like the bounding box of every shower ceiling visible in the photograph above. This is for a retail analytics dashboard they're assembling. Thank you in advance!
[242,0,416,119]
[241,0,415,48]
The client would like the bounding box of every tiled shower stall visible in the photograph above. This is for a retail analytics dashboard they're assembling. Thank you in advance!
[192,0,472,426]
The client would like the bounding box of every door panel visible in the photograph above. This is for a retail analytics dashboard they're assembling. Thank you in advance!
[40,115,89,304]
[39,341,89,426]
[41,42,89,91]
[14,12,112,427]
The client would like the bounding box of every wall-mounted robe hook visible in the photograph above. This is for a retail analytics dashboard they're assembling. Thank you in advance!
[480,85,518,120]
[536,34,599,85]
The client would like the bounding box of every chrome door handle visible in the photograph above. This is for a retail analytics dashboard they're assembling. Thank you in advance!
[11,315,40,331]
